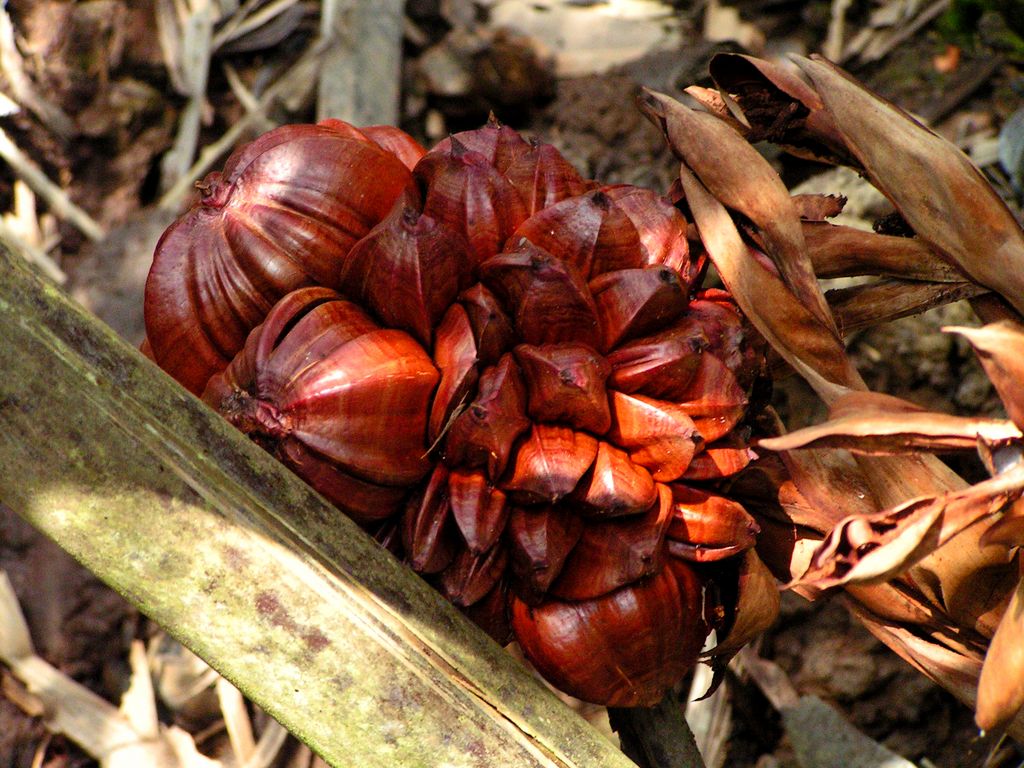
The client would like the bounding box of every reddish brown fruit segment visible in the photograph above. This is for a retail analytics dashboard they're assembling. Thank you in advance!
[204,288,439,488]
[479,241,603,351]
[315,119,427,171]
[314,118,371,141]
[673,353,749,443]
[682,437,756,481]
[415,140,528,269]
[511,565,707,706]
[430,116,532,171]
[429,304,479,443]
[514,343,612,434]
[511,190,645,278]
[276,439,407,526]
[276,328,439,486]
[606,318,707,400]
[602,185,698,280]
[459,283,516,365]
[572,441,658,517]
[403,465,455,574]
[444,353,530,480]
[608,391,703,481]
[504,141,594,214]
[686,291,763,389]
[552,484,673,600]
[358,124,427,170]
[667,539,749,563]
[666,485,759,562]
[448,469,509,554]
[501,424,599,504]
[253,291,377,384]
[590,266,688,350]
[438,543,508,608]
[338,194,467,348]
[506,505,584,597]
[145,125,415,394]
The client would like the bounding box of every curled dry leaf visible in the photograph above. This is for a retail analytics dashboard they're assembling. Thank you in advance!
[802,222,968,283]
[638,89,834,333]
[707,53,852,166]
[793,55,1024,317]
[845,580,948,629]
[981,499,1024,549]
[977,574,1024,732]
[739,410,879,531]
[760,390,1023,455]
[948,321,1024,431]
[793,460,1024,590]
[826,279,987,336]
[710,549,780,659]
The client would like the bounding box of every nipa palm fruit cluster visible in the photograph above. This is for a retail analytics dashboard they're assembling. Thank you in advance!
[143,116,778,707]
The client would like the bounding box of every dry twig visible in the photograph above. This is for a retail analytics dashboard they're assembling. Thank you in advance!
[0,126,105,241]
[0,7,75,138]
[158,38,331,212]
[0,217,64,284]
[157,0,217,193]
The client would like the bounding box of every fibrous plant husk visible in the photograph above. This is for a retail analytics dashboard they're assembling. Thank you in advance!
[641,53,1024,736]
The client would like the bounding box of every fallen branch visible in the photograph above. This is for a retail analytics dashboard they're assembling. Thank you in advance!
[0,244,633,768]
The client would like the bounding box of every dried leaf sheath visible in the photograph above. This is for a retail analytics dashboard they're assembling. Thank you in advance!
[650,53,1024,733]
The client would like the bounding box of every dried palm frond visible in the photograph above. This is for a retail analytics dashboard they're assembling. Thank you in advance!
[641,52,1024,736]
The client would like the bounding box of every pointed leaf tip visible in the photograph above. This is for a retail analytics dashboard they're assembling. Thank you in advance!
[792,56,1024,317]
[946,322,1024,430]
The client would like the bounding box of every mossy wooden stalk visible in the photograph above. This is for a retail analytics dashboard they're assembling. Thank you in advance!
[0,248,634,768]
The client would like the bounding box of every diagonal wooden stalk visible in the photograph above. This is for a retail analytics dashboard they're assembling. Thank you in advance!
[0,246,634,768]
[608,693,706,768]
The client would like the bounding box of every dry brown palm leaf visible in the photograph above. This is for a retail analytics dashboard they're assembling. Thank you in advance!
[760,326,1024,601]
[951,321,1024,430]
[826,279,987,335]
[761,390,1023,455]
[801,222,968,283]
[978,572,1024,732]
[788,462,1024,589]
[644,53,1024,736]
[792,57,1024,319]
[705,54,852,166]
